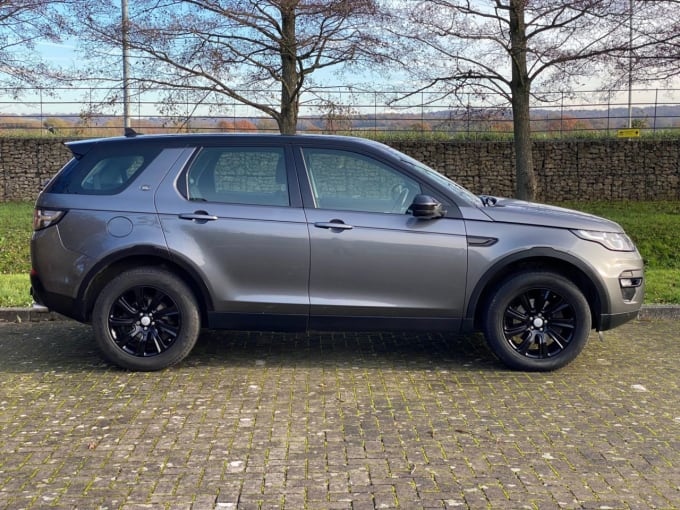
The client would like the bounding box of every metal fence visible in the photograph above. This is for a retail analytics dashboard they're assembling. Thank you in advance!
[1,86,679,138]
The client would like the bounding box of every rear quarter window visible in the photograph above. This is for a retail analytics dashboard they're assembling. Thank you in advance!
[46,145,162,195]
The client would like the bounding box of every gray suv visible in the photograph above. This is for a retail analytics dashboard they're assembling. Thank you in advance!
[31,134,644,371]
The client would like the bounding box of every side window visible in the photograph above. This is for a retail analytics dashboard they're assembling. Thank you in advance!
[301,148,421,214]
[187,147,289,206]
[46,146,162,195]
[81,155,146,192]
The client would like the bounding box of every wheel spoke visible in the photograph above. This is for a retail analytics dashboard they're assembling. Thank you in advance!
[133,286,146,310]
[109,316,136,328]
[154,304,179,321]
[544,296,569,317]
[546,327,570,348]
[133,332,150,356]
[505,305,528,322]
[536,332,548,358]
[106,285,183,358]
[113,327,140,348]
[505,323,529,337]
[519,293,534,314]
[148,289,167,313]
[515,332,537,355]
[536,290,551,312]
[116,295,138,316]
[156,320,179,339]
[550,319,576,330]
[149,329,165,354]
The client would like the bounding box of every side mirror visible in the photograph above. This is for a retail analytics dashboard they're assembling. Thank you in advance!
[408,194,446,220]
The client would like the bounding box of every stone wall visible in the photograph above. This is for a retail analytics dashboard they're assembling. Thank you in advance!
[1,137,679,202]
[389,139,680,202]
[0,138,71,202]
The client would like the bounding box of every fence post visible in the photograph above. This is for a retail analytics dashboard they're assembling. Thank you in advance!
[653,88,658,135]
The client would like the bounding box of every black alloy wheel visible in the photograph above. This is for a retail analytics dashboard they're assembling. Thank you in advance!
[107,285,182,357]
[483,271,592,371]
[93,267,200,371]
[501,287,577,359]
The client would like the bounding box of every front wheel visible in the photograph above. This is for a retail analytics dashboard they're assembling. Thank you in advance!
[483,271,592,371]
[92,267,200,371]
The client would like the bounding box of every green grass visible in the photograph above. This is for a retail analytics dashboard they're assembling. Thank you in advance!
[0,200,678,307]
[0,201,32,275]
[0,273,31,307]
[0,201,33,307]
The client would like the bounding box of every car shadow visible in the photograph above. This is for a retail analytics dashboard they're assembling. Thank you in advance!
[185,328,503,372]
[0,321,506,374]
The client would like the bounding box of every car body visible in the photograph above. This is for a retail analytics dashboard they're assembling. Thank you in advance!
[31,133,644,371]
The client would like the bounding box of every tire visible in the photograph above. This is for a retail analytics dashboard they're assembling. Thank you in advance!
[92,267,200,371]
[483,271,592,371]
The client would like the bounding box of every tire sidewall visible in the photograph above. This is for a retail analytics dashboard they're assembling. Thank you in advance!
[92,268,200,371]
[483,271,592,371]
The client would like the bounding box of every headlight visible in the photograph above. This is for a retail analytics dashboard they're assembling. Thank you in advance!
[571,229,635,251]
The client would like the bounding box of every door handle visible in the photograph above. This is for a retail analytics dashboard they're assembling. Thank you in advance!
[314,221,353,231]
[179,211,218,222]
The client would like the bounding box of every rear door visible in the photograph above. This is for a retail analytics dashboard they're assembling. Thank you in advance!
[296,145,468,331]
[155,143,310,330]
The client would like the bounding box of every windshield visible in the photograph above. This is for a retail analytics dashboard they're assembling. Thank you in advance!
[390,150,483,207]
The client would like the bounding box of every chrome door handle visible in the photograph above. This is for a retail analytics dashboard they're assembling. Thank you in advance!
[314,221,353,231]
[179,212,218,222]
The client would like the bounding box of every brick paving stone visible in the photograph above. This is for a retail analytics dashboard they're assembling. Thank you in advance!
[0,319,679,509]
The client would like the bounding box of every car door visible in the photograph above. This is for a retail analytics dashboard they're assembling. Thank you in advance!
[297,146,468,331]
[155,144,310,330]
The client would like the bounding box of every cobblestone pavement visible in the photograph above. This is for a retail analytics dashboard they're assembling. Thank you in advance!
[0,320,678,510]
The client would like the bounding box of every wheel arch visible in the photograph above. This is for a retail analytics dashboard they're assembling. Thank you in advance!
[466,248,609,331]
[78,246,213,323]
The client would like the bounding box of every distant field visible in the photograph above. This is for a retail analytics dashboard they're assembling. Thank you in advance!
[0,200,678,307]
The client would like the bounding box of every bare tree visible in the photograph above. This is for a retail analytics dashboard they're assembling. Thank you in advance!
[74,0,389,134]
[0,0,67,86]
[607,1,680,86]
[401,0,641,200]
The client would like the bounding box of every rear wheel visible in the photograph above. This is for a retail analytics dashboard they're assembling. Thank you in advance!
[483,271,591,371]
[92,267,200,371]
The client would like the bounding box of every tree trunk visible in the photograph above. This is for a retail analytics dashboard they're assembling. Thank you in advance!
[279,5,299,135]
[509,0,536,201]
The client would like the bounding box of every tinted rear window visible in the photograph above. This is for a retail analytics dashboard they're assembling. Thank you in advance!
[46,145,162,195]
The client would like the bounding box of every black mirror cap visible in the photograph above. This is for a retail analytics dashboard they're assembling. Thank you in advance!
[408,194,446,219]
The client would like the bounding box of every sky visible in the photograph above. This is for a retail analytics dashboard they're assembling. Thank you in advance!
[4,11,679,122]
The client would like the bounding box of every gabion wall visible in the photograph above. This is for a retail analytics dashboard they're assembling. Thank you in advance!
[2,137,678,202]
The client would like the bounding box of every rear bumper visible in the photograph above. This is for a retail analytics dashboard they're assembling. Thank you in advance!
[30,275,86,323]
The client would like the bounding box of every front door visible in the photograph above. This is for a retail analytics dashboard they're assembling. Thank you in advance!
[299,147,468,331]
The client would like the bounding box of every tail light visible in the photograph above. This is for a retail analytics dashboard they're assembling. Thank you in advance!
[33,209,66,230]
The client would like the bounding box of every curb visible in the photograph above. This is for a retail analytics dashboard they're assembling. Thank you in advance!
[0,307,69,323]
[1,305,679,324]
[636,304,680,320]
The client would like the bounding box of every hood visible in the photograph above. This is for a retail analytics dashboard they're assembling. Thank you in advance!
[480,198,623,232]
